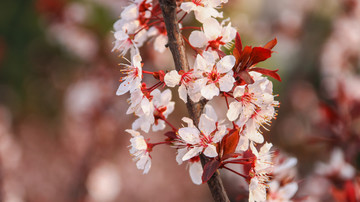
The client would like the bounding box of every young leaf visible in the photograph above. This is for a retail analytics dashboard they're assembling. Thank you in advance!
[263,38,277,50]
[249,47,272,66]
[235,32,242,52]
[202,159,221,183]
[221,128,240,159]
[238,70,255,84]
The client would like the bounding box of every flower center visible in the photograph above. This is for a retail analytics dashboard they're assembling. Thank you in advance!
[207,36,225,51]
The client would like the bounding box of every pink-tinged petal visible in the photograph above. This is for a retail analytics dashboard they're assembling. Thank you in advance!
[182,117,194,128]
[204,144,218,158]
[176,148,188,165]
[279,182,298,200]
[114,30,128,40]
[140,97,152,116]
[204,104,218,121]
[125,129,140,137]
[249,177,267,202]
[203,18,221,40]
[165,70,181,87]
[219,74,235,92]
[182,147,203,161]
[152,120,165,132]
[194,54,211,72]
[233,85,245,98]
[121,4,139,21]
[201,83,219,100]
[116,78,132,95]
[154,35,168,53]
[178,84,188,103]
[199,114,216,137]
[178,127,200,144]
[227,102,242,121]
[189,31,207,48]
[246,127,264,144]
[189,161,203,185]
[217,55,236,73]
[236,135,249,152]
[137,154,151,174]
[213,125,227,143]
[180,2,196,13]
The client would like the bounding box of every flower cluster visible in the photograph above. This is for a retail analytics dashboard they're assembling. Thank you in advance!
[113,0,283,201]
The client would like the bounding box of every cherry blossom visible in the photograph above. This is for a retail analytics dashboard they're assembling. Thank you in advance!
[116,49,143,95]
[189,18,236,52]
[127,129,152,174]
[177,105,226,161]
[180,0,225,23]
[194,51,236,100]
[268,181,298,202]
[164,69,202,103]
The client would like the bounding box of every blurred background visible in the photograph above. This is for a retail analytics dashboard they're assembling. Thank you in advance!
[0,0,359,201]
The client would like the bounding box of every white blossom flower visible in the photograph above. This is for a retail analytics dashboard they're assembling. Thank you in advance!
[116,49,143,95]
[189,18,236,51]
[164,70,202,103]
[127,129,151,174]
[248,142,273,202]
[176,148,203,185]
[315,148,356,179]
[147,25,168,53]
[194,51,235,100]
[132,89,175,132]
[268,181,298,202]
[180,0,224,23]
[178,105,226,161]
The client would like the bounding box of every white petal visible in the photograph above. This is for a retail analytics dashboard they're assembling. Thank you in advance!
[154,35,168,52]
[219,74,235,92]
[126,129,141,138]
[213,125,227,143]
[201,83,219,100]
[233,85,245,98]
[203,144,218,158]
[140,98,152,116]
[199,114,216,137]
[182,117,194,128]
[176,148,188,165]
[152,120,165,132]
[216,55,235,73]
[227,102,242,121]
[121,4,139,21]
[278,182,298,199]
[246,130,264,144]
[236,135,249,152]
[189,31,207,48]
[178,127,200,144]
[204,104,218,121]
[182,147,203,161]
[189,161,203,185]
[178,84,188,103]
[194,54,211,72]
[180,2,196,13]
[203,18,221,40]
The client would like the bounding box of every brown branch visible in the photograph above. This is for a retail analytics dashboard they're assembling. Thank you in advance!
[158,0,230,201]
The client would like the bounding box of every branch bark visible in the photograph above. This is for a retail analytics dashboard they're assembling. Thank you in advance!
[158,0,229,201]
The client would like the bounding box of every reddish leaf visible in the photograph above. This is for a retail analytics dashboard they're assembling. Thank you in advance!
[233,47,241,69]
[238,46,252,71]
[263,38,277,50]
[238,70,254,84]
[250,67,281,82]
[202,159,221,183]
[235,32,242,52]
[249,47,272,66]
[221,128,240,159]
